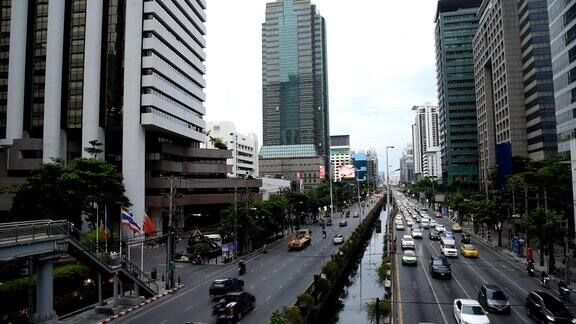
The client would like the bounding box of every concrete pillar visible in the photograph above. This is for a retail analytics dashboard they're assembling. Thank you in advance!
[5,0,28,144]
[33,260,57,322]
[42,0,66,162]
[81,0,104,158]
[113,274,119,308]
[122,0,145,229]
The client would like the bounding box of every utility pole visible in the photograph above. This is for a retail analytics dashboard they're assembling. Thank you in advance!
[386,146,394,212]
[165,176,175,289]
[234,185,238,258]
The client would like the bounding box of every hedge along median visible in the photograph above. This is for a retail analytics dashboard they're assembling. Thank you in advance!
[270,196,386,324]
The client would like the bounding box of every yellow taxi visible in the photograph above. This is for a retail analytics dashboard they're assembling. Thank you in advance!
[452,223,463,233]
[460,244,479,258]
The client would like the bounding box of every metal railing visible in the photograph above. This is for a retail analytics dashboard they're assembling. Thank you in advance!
[124,258,159,295]
[0,219,70,244]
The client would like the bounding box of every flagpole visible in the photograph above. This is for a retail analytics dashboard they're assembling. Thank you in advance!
[140,242,144,271]
[119,208,123,261]
[104,206,108,253]
[96,203,99,254]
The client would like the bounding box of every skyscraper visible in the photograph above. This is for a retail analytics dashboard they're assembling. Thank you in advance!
[473,0,557,182]
[548,0,576,153]
[261,0,329,158]
[435,0,481,184]
[412,104,442,180]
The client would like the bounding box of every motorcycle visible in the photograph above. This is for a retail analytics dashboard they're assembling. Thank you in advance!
[527,262,535,277]
[323,230,327,239]
[262,244,268,254]
[540,276,551,288]
[559,286,571,302]
[238,261,246,275]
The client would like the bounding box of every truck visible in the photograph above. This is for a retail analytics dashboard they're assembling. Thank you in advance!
[287,229,312,251]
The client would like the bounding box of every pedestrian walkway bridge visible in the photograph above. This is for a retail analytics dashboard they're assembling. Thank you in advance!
[0,220,158,322]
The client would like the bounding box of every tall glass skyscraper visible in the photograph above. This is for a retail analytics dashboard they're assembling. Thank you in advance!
[262,0,329,157]
[435,0,481,184]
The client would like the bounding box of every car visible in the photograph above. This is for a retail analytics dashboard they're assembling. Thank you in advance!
[526,291,575,323]
[395,215,403,220]
[411,229,423,239]
[325,218,333,226]
[435,224,446,233]
[402,250,417,265]
[430,220,438,228]
[353,212,360,218]
[429,228,441,240]
[435,212,443,219]
[339,220,348,227]
[412,224,421,231]
[453,299,490,324]
[440,237,458,258]
[212,291,256,321]
[406,220,414,227]
[333,234,344,245]
[442,230,455,239]
[421,221,430,229]
[477,284,510,314]
[429,256,451,279]
[401,235,415,249]
[452,223,463,233]
[460,244,479,258]
[209,278,244,300]
[396,223,405,231]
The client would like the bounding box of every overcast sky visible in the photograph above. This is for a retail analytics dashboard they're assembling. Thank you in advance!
[204,0,438,173]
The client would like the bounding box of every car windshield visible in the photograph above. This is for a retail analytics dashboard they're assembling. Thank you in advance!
[433,259,447,266]
[404,250,415,256]
[464,245,476,250]
[403,235,412,239]
[462,305,485,315]
[445,244,456,249]
[490,290,507,300]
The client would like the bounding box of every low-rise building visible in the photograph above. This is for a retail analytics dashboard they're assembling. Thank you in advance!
[261,177,292,200]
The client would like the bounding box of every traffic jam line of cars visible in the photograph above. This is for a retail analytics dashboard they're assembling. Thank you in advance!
[394,196,576,324]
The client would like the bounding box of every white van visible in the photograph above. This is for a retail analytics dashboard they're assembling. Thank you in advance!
[204,234,223,247]
[440,237,457,257]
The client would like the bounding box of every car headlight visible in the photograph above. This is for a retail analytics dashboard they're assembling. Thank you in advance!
[546,314,555,321]
[571,318,576,324]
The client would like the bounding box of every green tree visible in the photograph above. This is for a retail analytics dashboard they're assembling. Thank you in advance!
[366,299,391,323]
[522,208,564,271]
[10,158,130,227]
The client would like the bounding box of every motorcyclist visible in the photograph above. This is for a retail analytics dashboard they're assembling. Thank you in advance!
[527,260,535,276]
[238,260,246,275]
[262,244,268,254]
[559,280,569,300]
[322,229,327,238]
[541,271,549,286]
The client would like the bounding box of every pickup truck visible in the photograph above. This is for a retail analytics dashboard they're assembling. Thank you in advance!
[287,229,312,251]
[209,278,244,300]
[211,291,256,322]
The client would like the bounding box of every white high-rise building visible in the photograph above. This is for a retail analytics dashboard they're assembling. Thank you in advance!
[205,121,259,178]
[412,104,442,179]
[330,135,351,182]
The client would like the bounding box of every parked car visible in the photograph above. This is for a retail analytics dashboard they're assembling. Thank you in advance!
[429,256,451,279]
[339,220,348,227]
[477,284,510,314]
[212,291,256,322]
[401,235,415,249]
[402,250,417,266]
[396,223,405,231]
[526,291,575,323]
[333,234,344,245]
[452,299,490,324]
[209,278,244,300]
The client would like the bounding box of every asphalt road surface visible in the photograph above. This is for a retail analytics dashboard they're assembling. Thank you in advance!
[115,196,382,324]
[393,192,576,324]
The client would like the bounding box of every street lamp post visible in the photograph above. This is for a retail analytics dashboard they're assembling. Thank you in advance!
[385,146,394,212]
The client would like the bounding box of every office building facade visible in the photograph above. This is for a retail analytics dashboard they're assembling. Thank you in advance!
[399,144,415,183]
[412,104,442,180]
[473,0,557,181]
[435,0,481,184]
[549,0,576,153]
[0,0,260,231]
[205,121,259,178]
[261,0,329,159]
[329,135,351,182]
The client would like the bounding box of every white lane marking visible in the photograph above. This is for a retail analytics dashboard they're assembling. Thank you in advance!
[281,263,286,267]
[250,285,255,290]
[262,277,267,281]
[185,304,195,311]
[159,320,167,324]
[289,276,293,281]
[250,269,255,273]
[273,269,277,273]
[413,250,449,324]
[260,264,264,267]
[279,284,284,289]
[478,254,529,294]
[426,240,471,298]
[266,295,271,301]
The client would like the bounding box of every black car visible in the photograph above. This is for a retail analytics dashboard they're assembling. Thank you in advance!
[212,291,256,322]
[429,257,451,279]
[429,229,441,240]
[478,284,511,314]
[461,233,471,244]
[209,278,244,300]
[526,291,574,323]
[339,220,348,227]
[326,218,333,226]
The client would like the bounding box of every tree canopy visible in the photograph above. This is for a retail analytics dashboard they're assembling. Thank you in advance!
[9,158,130,227]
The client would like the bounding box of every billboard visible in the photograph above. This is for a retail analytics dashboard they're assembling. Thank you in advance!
[339,164,356,179]
[319,166,326,179]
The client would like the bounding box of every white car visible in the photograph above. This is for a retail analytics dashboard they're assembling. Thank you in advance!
[401,235,415,249]
[453,299,490,324]
[435,225,446,233]
[406,220,414,227]
[421,221,430,229]
[441,243,458,257]
[395,215,403,220]
[333,234,344,245]
[396,223,405,231]
[411,229,423,239]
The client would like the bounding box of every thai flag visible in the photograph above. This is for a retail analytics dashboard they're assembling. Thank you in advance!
[121,208,142,234]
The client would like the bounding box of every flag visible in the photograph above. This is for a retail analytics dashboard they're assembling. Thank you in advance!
[121,207,142,234]
[143,212,157,237]
[99,220,109,241]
